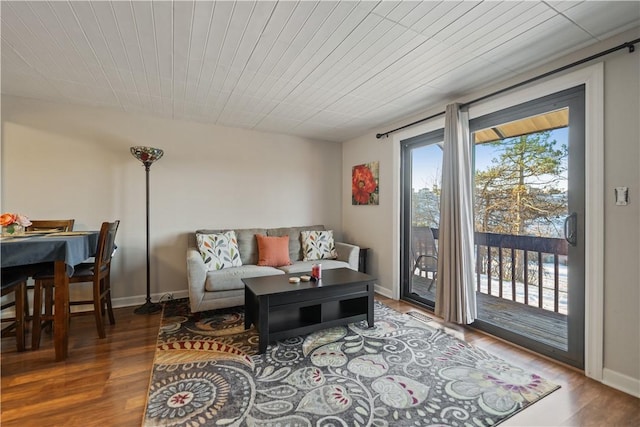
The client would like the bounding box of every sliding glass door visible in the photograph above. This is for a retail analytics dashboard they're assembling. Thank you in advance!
[469,86,585,368]
[401,130,444,309]
[400,86,585,369]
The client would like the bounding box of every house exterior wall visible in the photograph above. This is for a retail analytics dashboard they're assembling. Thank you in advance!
[342,28,639,392]
[0,96,343,305]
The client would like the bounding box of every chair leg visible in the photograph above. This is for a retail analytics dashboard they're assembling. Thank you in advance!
[427,273,437,292]
[104,274,115,325]
[412,255,430,277]
[93,278,106,339]
[31,280,43,350]
[15,281,26,352]
[24,283,32,322]
[411,257,421,276]
[43,283,54,333]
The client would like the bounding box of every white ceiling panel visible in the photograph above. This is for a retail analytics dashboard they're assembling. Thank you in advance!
[485,14,595,73]
[562,1,640,39]
[456,2,551,61]
[2,0,638,142]
[151,1,173,81]
[389,1,435,27]
[409,1,479,37]
[546,1,584,13]
[428,56,516,94]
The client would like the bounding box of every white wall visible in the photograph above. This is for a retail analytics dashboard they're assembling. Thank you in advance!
[601,35,640,395]
[1,96,343,305]
[342,139,399,298]
[343,29,639,392]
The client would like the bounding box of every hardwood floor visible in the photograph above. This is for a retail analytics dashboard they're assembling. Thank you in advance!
[1,296,638,426]
[1,307,161,426]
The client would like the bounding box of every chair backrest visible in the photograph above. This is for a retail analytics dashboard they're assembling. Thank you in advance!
[412,226,438,271]
[27,219,75,232]
[94,221,120,272]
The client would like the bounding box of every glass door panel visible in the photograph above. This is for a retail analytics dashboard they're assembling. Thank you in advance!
[470,86,585,368]
[401,130,444,309]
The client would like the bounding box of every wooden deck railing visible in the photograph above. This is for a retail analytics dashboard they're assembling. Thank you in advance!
[424,227,568,314]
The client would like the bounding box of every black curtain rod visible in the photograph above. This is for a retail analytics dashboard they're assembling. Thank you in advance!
[376,37,639,139]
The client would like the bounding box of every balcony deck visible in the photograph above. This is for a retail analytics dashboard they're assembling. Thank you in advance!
[408,226,570,352]
[410,275,568,350]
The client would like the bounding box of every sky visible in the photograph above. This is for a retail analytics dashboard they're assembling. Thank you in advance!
[411,127,569,191]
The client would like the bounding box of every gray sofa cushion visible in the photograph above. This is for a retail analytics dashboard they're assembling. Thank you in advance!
[235,228,267,265]
[276,259,350,274]
[267,225,325,262]
[205,265,283,292]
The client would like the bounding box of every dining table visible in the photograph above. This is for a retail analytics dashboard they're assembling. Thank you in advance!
[1,230,99,361]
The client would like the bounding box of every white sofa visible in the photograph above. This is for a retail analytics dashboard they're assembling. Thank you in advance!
[186,225,360,313]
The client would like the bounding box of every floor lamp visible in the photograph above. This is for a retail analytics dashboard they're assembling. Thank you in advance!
[131,146,164,315]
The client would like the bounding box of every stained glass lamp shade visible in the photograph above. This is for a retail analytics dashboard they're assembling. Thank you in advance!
[130,146,164,167]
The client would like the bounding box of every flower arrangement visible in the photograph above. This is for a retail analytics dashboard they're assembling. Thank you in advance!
[0,213,32,235]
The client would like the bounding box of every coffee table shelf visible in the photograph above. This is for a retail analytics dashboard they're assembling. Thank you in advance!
[243,268,375,353]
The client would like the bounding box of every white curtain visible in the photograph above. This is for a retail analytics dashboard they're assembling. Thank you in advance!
[435,103,477,324]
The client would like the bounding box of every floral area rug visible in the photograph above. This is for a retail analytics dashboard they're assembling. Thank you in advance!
[143,299,559,426]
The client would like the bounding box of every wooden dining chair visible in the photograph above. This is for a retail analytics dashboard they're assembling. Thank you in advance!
[26,219,75,232]
[23,219,75,321]
[32,221,120,349]
[1,270,28,352]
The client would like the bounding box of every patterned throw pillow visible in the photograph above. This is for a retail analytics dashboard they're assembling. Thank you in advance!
[301,230,338,261]
[196,231,243,271]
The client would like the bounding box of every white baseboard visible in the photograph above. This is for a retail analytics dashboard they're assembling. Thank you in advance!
[602,368,640,398]
[112,290,189,309]
[374,284,394,299]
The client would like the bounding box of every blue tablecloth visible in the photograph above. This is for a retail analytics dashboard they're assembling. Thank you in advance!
[0,232,99,275]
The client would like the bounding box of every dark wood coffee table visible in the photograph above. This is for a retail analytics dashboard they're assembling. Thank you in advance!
[243,268,375,353]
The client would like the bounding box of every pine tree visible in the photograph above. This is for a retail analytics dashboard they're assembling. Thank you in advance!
[475,131,567,237]
[474,131,567,281]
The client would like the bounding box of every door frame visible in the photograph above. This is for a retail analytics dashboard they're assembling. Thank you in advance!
[400,129,445,309]
[469,85,586,368]
[393,63,604,379]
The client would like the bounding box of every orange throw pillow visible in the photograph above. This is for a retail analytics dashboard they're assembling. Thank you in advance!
[256,234,292,267]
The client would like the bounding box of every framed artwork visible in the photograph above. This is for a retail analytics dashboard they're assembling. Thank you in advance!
[352,161,379,205]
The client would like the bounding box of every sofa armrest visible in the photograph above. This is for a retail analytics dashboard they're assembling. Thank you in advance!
[187,246,208,313]
[335,242,360,271]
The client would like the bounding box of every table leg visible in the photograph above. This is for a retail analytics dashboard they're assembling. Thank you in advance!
[258,295,269,354]
[54,260,69,361]
[244,287,253,330]
[367,283,374,327]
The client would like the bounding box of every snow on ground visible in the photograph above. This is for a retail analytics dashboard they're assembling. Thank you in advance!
[477,262,568,314]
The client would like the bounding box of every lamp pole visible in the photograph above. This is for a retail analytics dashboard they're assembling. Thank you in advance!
[131,146,163,315]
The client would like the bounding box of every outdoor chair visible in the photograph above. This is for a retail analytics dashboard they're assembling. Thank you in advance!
[411,226,438,292]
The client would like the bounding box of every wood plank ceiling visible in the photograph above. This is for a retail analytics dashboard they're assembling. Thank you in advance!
[474,108,569,144]
[1,1,639,142]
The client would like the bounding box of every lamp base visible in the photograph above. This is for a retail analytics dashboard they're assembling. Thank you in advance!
[134,300,163,315]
